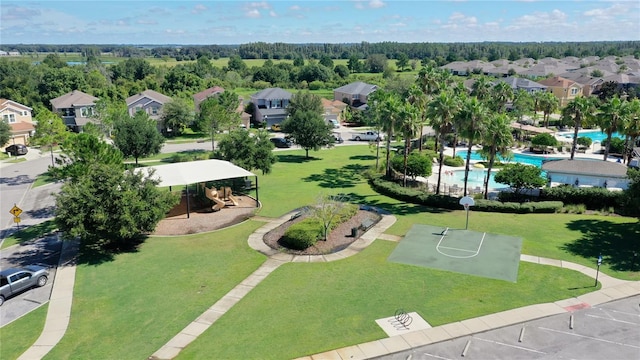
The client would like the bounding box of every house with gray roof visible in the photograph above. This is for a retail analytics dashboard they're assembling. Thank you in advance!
[496,77,547,94]
[333,81,377,110]
[126,89,172,121]
[542,159,629,190]
[250,88,292,127]
[50,90,99,132]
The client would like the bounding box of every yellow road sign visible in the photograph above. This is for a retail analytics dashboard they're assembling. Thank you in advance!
[10,205,23,217]
[13,216,21,223]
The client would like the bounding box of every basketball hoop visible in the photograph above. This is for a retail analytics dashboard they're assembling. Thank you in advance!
[459,196,475,230]
[464,204,469,211]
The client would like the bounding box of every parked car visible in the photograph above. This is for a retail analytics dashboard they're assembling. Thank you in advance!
[332,132,344,144]
[0,265,50,306]
[270,124,281,132]
[270,137,292,148]
[329,119,340,128]
[5,144,28,156]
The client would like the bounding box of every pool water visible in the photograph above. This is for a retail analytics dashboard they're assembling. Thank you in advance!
[558,130,624,143]
[445,169,505,190]
[468,151,559,168]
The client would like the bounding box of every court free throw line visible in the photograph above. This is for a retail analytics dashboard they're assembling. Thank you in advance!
[436,232,486,259]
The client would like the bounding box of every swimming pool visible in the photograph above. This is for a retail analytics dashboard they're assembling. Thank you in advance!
[468,151,559,168]
[445,169,504,190]
[558,130,624,143]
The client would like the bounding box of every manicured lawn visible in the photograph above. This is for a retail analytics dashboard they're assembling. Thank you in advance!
[44,220,266,360]
[0,305,48,359]
[178,242,597,360]
[9,144,637,359]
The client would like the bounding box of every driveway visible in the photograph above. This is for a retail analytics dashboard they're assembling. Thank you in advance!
[378,294,640,360]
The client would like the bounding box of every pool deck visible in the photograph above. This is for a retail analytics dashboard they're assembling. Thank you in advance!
[421,143,616,195]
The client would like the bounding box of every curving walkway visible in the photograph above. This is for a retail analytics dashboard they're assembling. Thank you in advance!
[17,211,640,360]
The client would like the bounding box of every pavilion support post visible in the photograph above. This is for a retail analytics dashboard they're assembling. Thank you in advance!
[186,185,191,219]
[254,176,259,207]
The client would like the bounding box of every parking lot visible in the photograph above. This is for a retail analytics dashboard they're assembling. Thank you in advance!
[378,295,640,360]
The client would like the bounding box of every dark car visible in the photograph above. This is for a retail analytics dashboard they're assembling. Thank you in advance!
[0,265,50,306]
[270,137,292,148]
[5,144,28,156]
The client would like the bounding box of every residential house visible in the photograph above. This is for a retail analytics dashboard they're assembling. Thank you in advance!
[333,81,377,110]
[601,73,640,95]
[320,98,348,122]
[250,88,292,128]
[50,90,99,132]
[126,89,172,122]
[496,77,547,94]
[0,99,35,150]
[193,86,225,111]
[537,76,583,107]
[556,71,605,97]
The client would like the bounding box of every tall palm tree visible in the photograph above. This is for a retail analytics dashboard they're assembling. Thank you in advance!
[398,102,422,186]
[489,81,514,113]
[619,98,640,163]
[479,113,513,199]
[427,90,459,194]
[597,95,629,161]
[539,91,559,128]
[561,96,596,160]
[456,96,488,196]
[370,90,403,177]
[470,76,492,102]
[407,85,428,152]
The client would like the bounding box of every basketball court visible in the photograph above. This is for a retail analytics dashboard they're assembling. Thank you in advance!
[387,224,523,282]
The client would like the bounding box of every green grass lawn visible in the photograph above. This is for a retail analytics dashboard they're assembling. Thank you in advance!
[44,220,266,360]
[178,242,597,359]
[1,220,58,249]
[7,144,638,359]
[0,305,48,359]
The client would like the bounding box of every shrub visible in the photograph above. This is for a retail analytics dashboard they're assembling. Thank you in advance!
[540,186,623,210]
[281,220,321,250]
[308,80,324,90]
[443,155,464,167]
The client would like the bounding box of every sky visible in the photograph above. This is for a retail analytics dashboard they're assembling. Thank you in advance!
[1,1,639,45]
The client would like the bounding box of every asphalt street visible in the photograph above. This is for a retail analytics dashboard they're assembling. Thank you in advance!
[377,295,640,360]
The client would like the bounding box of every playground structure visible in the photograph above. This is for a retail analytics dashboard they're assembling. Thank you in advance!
[201,184,239,211]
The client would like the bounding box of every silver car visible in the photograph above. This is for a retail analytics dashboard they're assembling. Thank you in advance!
[0,265,50,306]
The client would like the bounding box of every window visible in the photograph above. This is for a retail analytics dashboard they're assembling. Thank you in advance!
[352,94,360,100]
[80,107,94,117]
[2,113,15,123]
[570,88,578,95]
[151,107,159,115]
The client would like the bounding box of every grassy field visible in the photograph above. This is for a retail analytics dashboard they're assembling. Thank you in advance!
[0,305,48,357]
[3,144,638,359]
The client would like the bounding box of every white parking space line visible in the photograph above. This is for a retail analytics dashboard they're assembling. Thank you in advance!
[538,327,640,349]
[598,308,640,317]
[422,352,452,360]
[473,337,546,354]
[585,314,640,326]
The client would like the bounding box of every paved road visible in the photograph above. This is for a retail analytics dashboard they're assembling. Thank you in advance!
[377,295,640,360]
[0,233,61,326]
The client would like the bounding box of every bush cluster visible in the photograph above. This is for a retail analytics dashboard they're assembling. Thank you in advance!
[280,203,359,250]
[368,175,563,214]
[168,151,210,163]
[539,186,623,210]
[443,155,464,167]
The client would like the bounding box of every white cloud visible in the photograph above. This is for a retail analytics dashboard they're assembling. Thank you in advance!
[269,10,277,17]
[369,0,386,9]
[245,9,261,18]
[191,4,207,14]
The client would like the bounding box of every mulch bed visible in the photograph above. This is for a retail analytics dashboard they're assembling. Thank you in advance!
[262,209,382,255]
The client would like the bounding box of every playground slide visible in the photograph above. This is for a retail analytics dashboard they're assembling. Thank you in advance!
[204,186,225,211]
[227,194,239,206]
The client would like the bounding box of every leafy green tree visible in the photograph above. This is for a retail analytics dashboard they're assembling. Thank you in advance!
[160,98,193,136]
[577,136,593,148]
[494,163,546,196]
[114,111,164,166]
[55,163,178,251]
[478,113,513,199]
[620,98,640,163]
[0,119,11,147]
[319,55,334,69]
[347,55,362,73]
[531,133,558,151]
[488,81,514,113]
[334,64,349,78]
[391,152,432,180]
[216,129,276,174]
[511,89,534,122]
[561,96,596,160]
[395,52,409,72]
[622,168,640,219]
[49,133,124,182]
[306,194,350,242]
[596,95,630,161]
[31,108,70,166]
[227,55,248,75]
[194,91,241,151]
[282,109,332,158]
[538,91,559,128]
[366,54,388,73]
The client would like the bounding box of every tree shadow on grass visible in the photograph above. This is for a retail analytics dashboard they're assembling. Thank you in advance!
[339,192,452,215]
[303,164,370,188]
[77,236,146,266]
[563,219,640,272]
[276,154,318,163]
[349,155,377,161]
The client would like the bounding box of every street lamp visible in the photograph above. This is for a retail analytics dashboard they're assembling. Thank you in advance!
[594,254,603,287]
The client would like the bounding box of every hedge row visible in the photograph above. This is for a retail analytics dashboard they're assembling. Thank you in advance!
[539,186,623,210]
[368,175,563,214]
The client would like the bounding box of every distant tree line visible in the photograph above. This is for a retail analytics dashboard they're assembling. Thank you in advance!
[3,41,639,64]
